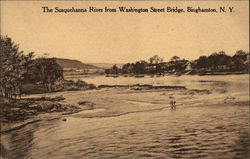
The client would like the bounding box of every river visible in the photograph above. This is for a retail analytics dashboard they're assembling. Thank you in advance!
[67,74,249,91]
[1,74,249,159]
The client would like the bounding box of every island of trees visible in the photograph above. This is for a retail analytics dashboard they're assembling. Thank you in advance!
[105,51,249,76]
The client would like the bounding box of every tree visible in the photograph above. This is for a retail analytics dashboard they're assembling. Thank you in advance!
[0,36,33,99]
[149,55,164,64]
[195,56,208,69]
[234,50,248,60]
[112,64,119,74]
[122,63,132,73]
[168,56,188,72]
[232,50,249,71]
[30,58,63,92]
[207,51,232,70]
[133,61,148,74]
[170,56,180,62]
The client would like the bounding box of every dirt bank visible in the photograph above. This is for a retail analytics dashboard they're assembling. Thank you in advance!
[0,96,94,133]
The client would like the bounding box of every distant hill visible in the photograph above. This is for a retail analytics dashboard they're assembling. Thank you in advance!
[88,63,124,69]
[55,58,100,69]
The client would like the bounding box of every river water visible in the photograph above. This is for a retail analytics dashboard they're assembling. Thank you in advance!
[67,74,249,91]
[1,75,249,159]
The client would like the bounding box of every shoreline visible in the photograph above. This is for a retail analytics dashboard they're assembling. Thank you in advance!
[0,107,84,134]
[0,85,187,133]
[1,97,248,134]
[64,71,248,79]
[1,80,248,134]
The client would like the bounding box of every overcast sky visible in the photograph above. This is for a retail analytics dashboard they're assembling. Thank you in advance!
[1,1,249,63]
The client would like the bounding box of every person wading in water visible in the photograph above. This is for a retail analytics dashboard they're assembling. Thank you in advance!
[169,95,176,110]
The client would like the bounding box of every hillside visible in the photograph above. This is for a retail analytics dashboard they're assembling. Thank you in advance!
[55,58,100,70]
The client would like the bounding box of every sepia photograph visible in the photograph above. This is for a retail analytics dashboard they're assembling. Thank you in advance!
[0,1,249,159]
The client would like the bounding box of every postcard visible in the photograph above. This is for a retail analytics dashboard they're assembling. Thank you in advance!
[0,1,249,159]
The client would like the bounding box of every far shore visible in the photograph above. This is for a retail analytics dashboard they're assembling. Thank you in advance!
[64,71,248,78]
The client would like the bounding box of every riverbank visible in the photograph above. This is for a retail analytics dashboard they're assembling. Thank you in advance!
[0,84,194,133]
[1,79,248,134]
[1,84,249,159]
[0,96,82,133]
[187,70,248,76]
[103,71,248,77]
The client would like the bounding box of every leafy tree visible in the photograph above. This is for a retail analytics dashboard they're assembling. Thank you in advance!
[174,60,189,72]
[0,36,33,99]
[195,56,208,69]
[122,63,132,73]
[170,56,181,62]
[112,64,119,74]
[207,51,233,70]
[234,50,248,60]
[30,58,63,92]
[168,56,188,72]
[232,50,249,71]
[149,55,163,64]
[133,61,148,74]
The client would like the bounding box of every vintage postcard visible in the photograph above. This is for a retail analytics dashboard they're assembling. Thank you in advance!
[0,1,249,159]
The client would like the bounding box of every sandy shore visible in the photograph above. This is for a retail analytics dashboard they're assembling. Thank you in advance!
[1,84,249,159]
[1,82,247,134]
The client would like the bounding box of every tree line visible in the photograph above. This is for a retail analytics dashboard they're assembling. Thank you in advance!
[0,36,63,99]
[105,51,249,75]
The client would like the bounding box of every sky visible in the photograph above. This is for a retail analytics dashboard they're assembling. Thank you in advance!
[1,1,249,63]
